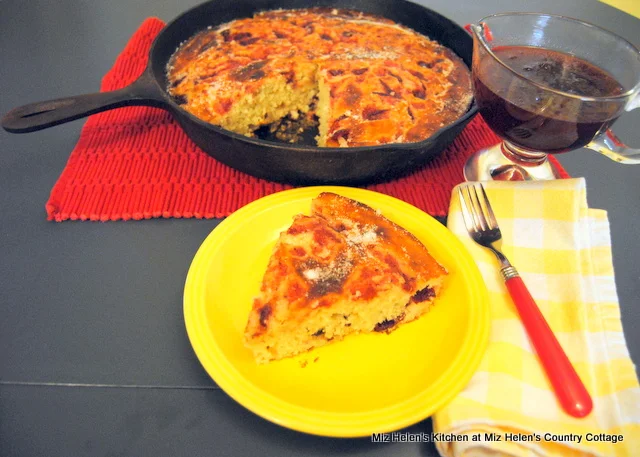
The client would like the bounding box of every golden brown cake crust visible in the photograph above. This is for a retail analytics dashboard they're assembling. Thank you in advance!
[167,8,472,147]
[243,192,447,363]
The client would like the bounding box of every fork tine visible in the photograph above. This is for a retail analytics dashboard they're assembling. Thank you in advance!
[457,187,474,231]
[478,183,499,230]
[458,184,484,233]
[467,184,488,232]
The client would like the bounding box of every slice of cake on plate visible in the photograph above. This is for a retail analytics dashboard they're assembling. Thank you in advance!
[244,192,447,363]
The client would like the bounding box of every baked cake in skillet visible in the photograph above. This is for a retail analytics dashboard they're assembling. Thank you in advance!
[243,192,447,364]
[167,8,472,147]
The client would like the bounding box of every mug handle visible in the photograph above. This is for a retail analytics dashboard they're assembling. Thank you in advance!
[585,92,640,164]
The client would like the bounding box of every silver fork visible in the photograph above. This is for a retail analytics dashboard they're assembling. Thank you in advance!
[458,182,593,418]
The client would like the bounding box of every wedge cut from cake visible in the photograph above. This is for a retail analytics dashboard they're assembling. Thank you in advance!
[243,192,447,364]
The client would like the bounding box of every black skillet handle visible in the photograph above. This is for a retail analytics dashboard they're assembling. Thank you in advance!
[1,70,167,133]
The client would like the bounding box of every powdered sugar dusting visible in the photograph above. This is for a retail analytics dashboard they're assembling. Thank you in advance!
[297,216,382,301]
[299,254,355,304]
[302,268,321,281]
[345,224,378,245]
[302,255,353,284]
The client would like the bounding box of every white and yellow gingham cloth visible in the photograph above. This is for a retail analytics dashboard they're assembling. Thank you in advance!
[434,178,640,457]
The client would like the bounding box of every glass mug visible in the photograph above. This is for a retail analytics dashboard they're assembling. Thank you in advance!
[465,13,640,181]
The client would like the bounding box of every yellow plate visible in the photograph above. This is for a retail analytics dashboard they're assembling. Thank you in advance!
[184,186,489,437]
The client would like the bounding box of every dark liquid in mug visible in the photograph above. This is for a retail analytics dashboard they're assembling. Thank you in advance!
[474,46,625,153]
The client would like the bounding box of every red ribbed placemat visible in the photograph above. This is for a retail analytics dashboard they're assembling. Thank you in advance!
[46,18,569,222]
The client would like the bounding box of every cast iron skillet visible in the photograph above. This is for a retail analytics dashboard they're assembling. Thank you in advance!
[1,0,477,185]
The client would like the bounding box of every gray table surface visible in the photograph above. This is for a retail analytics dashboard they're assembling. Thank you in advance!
[1,0,638,456]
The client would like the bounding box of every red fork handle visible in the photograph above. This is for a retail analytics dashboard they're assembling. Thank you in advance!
[504,274,593,418]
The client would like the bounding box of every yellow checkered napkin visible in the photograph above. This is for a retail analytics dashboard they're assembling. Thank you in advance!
[434,178,640,457]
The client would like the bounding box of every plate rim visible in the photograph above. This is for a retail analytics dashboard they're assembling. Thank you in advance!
[184,186,489,437]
